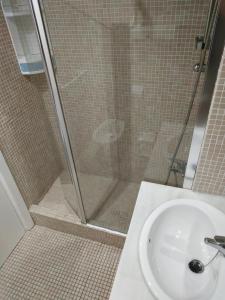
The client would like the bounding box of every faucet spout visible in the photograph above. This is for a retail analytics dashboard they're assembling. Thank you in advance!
[204,236,225,256]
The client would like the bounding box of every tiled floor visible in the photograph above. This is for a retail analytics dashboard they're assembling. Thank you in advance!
[0,226,121,300]
[37,177,80,223]
[37,175,139,233]
[90,181,139,233]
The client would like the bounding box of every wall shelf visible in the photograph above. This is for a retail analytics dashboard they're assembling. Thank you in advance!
[1,0,44,75]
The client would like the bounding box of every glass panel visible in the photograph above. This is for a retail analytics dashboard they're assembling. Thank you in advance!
[42,0,211,233]
[29,75,81,219]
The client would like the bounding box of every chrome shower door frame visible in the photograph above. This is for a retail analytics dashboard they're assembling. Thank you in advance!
[184,0,225,189]
[29,0,86,223]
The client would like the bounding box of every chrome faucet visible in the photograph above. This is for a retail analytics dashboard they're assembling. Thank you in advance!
[204,236,225,256]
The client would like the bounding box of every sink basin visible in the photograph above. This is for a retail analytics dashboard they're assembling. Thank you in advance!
[139,199,225,300]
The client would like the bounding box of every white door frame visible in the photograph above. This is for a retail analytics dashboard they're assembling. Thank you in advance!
[0,152,33,231]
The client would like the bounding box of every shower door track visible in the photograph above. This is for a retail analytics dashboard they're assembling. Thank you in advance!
[30,0,86,223]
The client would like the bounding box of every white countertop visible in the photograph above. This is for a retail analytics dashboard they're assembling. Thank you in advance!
[109,182,225,300]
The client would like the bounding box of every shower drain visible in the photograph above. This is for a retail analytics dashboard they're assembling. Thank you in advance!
[188,259,205,274]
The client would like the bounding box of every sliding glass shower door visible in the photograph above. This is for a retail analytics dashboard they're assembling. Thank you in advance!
[39,0,212,233]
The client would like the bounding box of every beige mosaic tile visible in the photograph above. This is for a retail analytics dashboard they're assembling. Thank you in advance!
[194,47,225,196]
[34,173,138,233]
[0,226,121,300]
[38,177,77,220]
[42,0,210,186]
[0,7,81,214]
[0,8,62,207]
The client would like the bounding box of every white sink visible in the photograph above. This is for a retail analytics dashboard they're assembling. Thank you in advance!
[139,199,225,300]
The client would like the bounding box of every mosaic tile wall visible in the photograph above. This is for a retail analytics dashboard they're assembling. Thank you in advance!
[194,47,225,196]
[0,8,62,207]
[43,0,210,187]
[29,74,66,170]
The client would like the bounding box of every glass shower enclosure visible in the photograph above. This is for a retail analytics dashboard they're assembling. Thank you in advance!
[30,0,217,233]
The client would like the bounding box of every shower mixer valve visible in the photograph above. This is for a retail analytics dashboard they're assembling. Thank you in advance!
[169,159,187,177]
